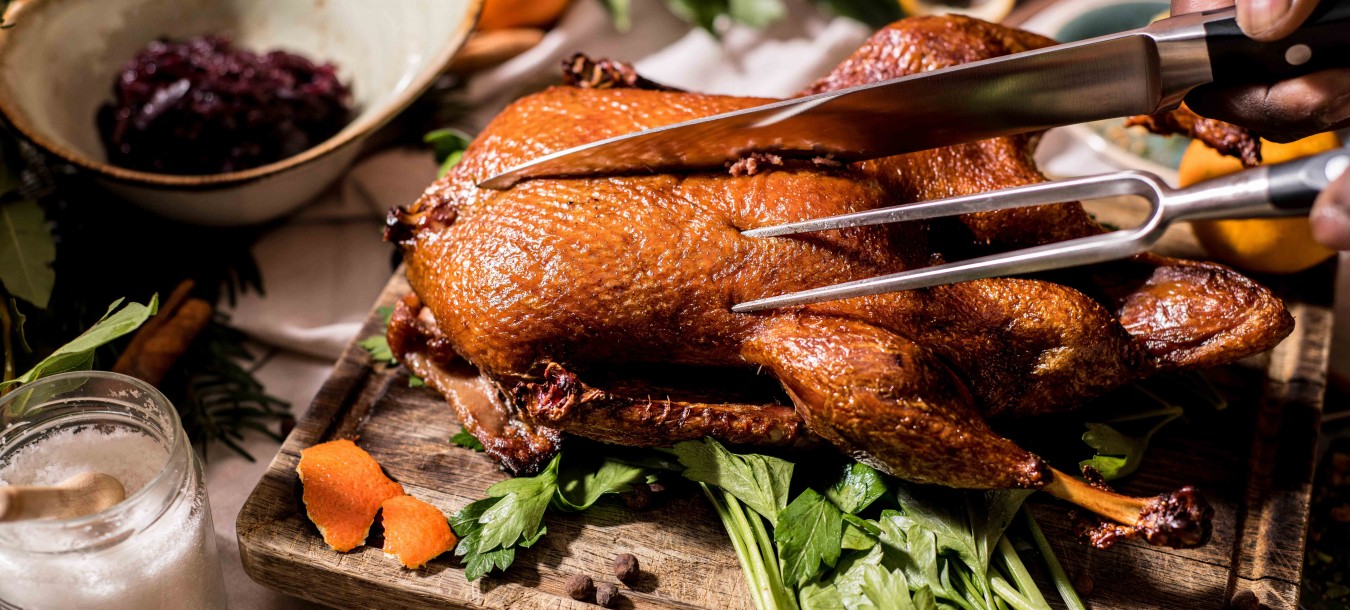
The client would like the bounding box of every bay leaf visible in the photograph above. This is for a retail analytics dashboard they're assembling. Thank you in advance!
[0,199,55,309]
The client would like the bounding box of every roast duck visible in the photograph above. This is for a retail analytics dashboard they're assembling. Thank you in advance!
[386,16,1292,548]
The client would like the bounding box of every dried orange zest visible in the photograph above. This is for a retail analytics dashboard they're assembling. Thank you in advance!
[380,495,456,569]
[296,439,405,552]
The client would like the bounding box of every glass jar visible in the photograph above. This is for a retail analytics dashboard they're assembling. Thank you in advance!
[0,371,226,609]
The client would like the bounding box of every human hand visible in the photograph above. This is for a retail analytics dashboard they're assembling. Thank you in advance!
[1173,0,1350,248]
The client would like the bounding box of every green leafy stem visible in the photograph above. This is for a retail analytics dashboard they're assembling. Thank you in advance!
[443,436,1082,610]
[1,296,157,396]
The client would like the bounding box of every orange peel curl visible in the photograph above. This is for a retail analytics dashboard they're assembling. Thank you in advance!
[296,439,405,552]
[380,495,457,569]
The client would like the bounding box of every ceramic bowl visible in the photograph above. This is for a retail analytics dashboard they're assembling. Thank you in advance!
[0,0,480,226]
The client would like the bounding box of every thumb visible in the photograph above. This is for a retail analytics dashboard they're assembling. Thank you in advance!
[1172,0,1234,14]
[1237,0,1321,41]
[1310,165,1350,250]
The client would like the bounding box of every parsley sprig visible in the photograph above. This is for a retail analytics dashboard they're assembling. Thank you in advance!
[450,452,651,580]
[1078,370,1226,480]
[673,439,1079,610]
[450,429,485,451]
[440,434,1082,609]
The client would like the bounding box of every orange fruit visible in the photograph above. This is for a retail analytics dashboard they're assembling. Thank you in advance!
[1180,133,1341,274]
[478,0,571,30]
[380,495,457,569]
[297,439,405,552]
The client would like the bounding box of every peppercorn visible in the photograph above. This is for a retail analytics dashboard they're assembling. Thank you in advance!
[596,582,619,608]
[614,553,639,584]
[1072,570,1093,596]
[565,574,594,601]
[621,483,652,510]
[1228,590,1259,610]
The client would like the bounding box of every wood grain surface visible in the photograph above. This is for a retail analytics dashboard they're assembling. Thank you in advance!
[237,251,1332,609]
[237,271,752,610]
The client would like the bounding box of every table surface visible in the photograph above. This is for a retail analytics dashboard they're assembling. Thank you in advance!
[204,1,1350,607]
[234,263,1332,609]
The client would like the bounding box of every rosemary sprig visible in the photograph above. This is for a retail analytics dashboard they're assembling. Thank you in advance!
[167,318,290,460]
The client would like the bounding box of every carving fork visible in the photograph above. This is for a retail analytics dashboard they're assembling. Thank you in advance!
[734,149,1350,312]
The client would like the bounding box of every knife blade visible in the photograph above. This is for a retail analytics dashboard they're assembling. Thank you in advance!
[479,3,1348,190]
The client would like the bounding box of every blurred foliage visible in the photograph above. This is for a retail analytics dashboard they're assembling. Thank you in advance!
[599,0,903,34]
[0,124,287,459]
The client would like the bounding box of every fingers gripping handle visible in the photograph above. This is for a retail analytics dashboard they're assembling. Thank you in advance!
[1268,148,1350,209]
[1203,0,1350,82]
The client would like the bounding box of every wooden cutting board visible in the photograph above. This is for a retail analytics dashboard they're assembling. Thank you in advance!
[237,260,1333,610]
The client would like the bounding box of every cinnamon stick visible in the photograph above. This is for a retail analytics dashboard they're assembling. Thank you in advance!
[113,280,213,387]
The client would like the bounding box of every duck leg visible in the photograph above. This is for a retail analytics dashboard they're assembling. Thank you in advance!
[742,314,1048,489]
[742,314,1211,547]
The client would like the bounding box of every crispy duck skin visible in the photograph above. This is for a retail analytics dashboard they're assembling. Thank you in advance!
[1126,104,1262,167]
[388,16,1292,546]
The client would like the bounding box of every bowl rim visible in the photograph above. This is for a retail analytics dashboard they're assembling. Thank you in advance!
[0,0,484,188]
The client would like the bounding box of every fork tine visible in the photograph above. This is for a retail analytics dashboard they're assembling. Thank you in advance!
[741,172,1156,238]
[732,229,1146,312]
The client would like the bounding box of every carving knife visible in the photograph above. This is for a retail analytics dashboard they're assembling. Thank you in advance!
[479,3,1349,190]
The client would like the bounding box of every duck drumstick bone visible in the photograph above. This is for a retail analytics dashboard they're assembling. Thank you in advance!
[1043,468,1213,549]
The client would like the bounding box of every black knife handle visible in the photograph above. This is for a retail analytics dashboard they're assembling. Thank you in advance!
[1204,0,1350,83]
[1267,148,1350,209]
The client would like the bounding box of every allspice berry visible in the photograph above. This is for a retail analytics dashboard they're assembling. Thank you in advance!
[1229,590,1259,610]
[565,574,594,601]
[621,483,653,510]
[1072,571,1094,597]
[614,553,639,584]
[596,582,620,608]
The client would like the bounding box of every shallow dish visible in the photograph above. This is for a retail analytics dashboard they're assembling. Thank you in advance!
[0,0,480,226]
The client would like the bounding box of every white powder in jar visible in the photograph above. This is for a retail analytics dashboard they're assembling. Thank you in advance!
[0,424,168,494]
[0,422,224,609]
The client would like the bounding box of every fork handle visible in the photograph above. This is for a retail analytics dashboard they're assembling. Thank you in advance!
[1267,148,1350,209]
[1168,148,1350,221]
[1263,147,1350,209]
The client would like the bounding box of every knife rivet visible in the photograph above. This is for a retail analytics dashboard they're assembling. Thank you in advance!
[1325,156,1349,183]
[1284,44,1312,66]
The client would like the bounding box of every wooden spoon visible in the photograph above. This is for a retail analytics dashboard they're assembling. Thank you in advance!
[0,472,127,522]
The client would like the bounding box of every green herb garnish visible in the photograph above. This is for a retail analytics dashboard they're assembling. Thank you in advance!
[1,295,158,393]
[0,199,55,310]
[451,453,652,580]
[450,429,485,451]
[358,335,396,364]
[554,453,650,512]
[674,437,793,525]
[358,306,397,364]
[424,128,471,178]
[1080,406,1181,480]
[825,461,888,514]
[777,488,845,587]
